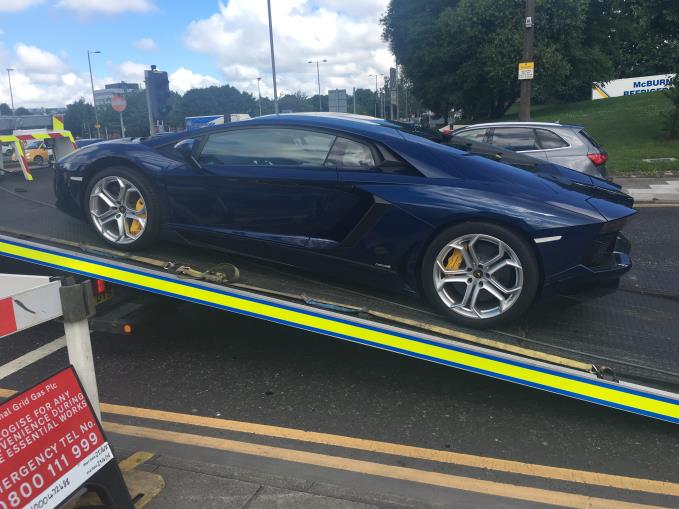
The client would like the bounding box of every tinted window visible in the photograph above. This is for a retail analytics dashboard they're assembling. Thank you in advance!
[199,128,335,167]
[326,137,375,169]
[579,129,602,149]
[491,128,539,151]
[536,129,568,149]
[455,128,487,143]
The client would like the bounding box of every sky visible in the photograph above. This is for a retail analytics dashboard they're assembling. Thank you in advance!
[0,0,394,108]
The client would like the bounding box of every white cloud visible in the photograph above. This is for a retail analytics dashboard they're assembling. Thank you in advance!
[117,60,147,82]
[56,0,154,14]
[169,67,220,95]
[133,37,157,51]
[0,44,216,108]
[183,0,393,98]
[0,0,44,13]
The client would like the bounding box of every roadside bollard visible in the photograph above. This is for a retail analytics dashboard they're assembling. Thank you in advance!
[59,279,100,419]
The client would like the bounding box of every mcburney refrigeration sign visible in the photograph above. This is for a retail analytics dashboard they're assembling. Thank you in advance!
[592,73,675,99]
[0,368,112,509]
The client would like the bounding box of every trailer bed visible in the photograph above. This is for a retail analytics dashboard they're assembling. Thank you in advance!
[1,167,679,421]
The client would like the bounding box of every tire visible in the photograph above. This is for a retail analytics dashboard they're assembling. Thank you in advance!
[83,166,161,250]
[420,222,540,329]
[33,155,44,165]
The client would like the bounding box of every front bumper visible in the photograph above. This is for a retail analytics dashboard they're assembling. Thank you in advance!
[543,233,631,295]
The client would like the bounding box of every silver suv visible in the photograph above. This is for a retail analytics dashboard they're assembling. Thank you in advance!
[451,122,608,179]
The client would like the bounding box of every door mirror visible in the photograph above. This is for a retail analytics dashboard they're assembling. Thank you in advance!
[174,138,201,168]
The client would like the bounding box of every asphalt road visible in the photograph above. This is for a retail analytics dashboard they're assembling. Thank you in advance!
[1,207,679,507]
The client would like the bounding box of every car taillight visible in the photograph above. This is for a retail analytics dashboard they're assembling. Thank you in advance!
[587,152,608,166]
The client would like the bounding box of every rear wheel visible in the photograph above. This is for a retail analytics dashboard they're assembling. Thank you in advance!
[84,166,161,250]
[33,155,44,165]
[421,222,540,329]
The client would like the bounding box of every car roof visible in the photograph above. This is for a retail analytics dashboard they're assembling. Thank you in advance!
[455,121,584,130]
[145,113,410,147]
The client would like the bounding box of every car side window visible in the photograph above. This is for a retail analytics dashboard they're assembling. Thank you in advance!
[491,128,539,151]
[455,128,487,143]
[325,137,375,169]
[198,128,336,167]
[536,129,569,149]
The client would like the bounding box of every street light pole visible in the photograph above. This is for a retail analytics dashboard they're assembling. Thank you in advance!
[5,68,15,116]
[257,77,263,116]
[87,50,101,137]
[518,0,535,122]
[369,74,382,118]
[266,0,279,114]
[308,59,327,112]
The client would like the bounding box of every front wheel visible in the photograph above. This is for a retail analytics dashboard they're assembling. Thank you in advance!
[84,166,161,250]
[421,222,540,329]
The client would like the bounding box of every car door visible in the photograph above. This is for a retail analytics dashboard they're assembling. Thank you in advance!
[488,127,548,161]
[168,126,355,249]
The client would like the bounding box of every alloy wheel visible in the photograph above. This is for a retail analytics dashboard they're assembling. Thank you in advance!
[89,176,147,245]
[432,234,523,319]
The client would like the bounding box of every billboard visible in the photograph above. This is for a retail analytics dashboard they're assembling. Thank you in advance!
[592,74,675,100]
[328,89,347,113]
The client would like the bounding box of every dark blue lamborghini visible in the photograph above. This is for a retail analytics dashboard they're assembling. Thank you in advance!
[54,113,635,328]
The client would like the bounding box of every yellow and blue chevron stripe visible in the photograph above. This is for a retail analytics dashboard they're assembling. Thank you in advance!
[1,236,678,424]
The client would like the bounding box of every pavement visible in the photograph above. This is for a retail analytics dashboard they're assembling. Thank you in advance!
[614,176,679,203]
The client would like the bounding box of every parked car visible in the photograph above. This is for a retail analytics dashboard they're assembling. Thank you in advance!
[22,140,51,166]
[450,122,609,179]
[54,113,634,328]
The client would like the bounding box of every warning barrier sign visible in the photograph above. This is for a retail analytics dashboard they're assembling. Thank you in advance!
[0,367,112,509]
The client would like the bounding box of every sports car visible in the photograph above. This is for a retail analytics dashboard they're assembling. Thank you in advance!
[54,113,635,328]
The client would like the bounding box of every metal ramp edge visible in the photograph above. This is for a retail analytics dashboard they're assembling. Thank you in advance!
[1,233,679,425]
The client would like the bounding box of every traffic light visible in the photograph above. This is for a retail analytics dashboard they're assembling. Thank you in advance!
[145,66,172,120]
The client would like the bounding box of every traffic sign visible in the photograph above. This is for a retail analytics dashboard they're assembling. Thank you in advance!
[111,95,127,112]
[518,62,534,80]
[0,367,117,509]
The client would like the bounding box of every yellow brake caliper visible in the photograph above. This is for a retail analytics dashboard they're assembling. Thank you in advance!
[129,198,146,235]
[445,248,464,270]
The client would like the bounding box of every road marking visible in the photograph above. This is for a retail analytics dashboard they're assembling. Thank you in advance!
[99,402,679,497]
[0,387,676,498]
[118,451,155,472]
[0,336,65,379]
[103,421,666,509]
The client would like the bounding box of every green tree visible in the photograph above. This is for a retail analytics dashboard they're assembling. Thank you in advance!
[0,103,11,116]
[382,0,619,120]
[348,88,379,116]
[179,85,257,119]
[64,99,95,138]
[15,107,30,116]
[611,0,679,77]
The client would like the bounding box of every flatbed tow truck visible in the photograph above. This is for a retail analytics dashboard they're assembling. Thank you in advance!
[1,164,679,425]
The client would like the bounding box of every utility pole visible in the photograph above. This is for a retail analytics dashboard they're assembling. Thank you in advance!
[369,74,382,117]
[87,50,101,137]
[266,0,279,114]
[518,0,535,122]
[144,67,156,136]
[257,77,263,116]
[353,87,356,114]
[308,59,327,112]
[5,68,15,116]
